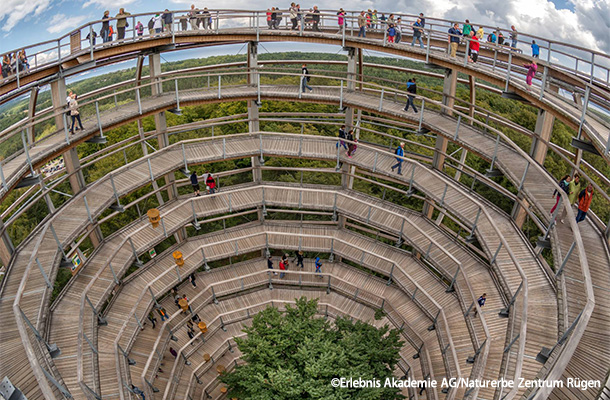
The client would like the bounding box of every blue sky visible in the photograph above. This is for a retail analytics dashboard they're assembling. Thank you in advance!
[1,0,607,55]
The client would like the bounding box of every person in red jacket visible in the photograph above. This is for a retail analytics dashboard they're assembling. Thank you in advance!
[468,31,480,63]
[576,184,594,223]
[279,260,286,278]
[205,172,216,194]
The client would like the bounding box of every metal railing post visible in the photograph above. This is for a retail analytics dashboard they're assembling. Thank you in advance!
[418,99,425,131]
[129,237,143,267]
[487,134,501,173]
[555,242,576,277]
[35,258,52,289]
[504,51,513,92]
[453,115,461,140]
[218,75,222,99]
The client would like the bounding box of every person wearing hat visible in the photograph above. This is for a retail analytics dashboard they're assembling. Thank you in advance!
[391,142,405,175]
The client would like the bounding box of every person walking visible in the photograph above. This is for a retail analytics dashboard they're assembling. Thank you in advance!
[170,347,178,358]
[345,129,355,158]
[295,250,304,268]
[189,273,197,288]
[523,61,537,90]
[509,25,518,49]
[131,385,146,400]
[550,175,570,215]
[189,5,200,30]
[468,31,480,63]
[418,13,425,29]
[448,23,462,57]
[348,137,358,157]
[163,9,173,33]
[309,6,320,31]
[157,307,168,321]
[69,93,84,133]
[336,125,348,150]
[404,78,418,113]
[301,64,313,92]
[267,256,277,275]
[391,142,405,174]
[411,18,424,48]
[474,293,486,317]
[315,257,323,277]
[135,21,144,38]
[206,172,216,194]
[201,8,211,30]
[190,171,200,196]
[358,11,367,37]
[561,174,580,223]
[279,259,286,278]
[101,11,111,42]
[576,185,594,223]
[148,312,157,329]
[531,40,540,58]
[336,8,345,33]
[115,8,131,42]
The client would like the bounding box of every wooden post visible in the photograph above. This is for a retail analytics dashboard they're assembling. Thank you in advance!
[248,41,263,184]
[468,75,476,124]
[0,217,14,266]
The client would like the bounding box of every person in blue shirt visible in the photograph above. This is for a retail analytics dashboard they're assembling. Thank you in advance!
[315,257,323,277]
[474,293,486,316]
[391,142,405,175]
[487,31,497,43]
[448,23,462,57]
[404,78,418,113]
[531,40,540,58]
[190,171,200,196]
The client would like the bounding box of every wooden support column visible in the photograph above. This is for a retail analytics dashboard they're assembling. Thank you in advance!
[27,87,39,143]
[0,217,14,266]
[248,42,262,184]
[51,77,102,246]
[149,53,183,242]
[512,109,556,228]
[425,68,457,219]
[346,110,361,189]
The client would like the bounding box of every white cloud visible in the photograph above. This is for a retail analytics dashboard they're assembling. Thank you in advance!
[82,0,138,9]
[46,13,89,34]
[0,0,51,32]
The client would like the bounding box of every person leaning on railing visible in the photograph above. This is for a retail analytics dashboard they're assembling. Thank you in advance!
[115,8,131,42]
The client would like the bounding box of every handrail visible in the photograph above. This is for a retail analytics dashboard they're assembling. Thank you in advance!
[1,8,608,92]
[1,67,608,223]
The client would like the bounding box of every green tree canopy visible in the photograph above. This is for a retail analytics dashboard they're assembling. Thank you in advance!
[221,297,405,400]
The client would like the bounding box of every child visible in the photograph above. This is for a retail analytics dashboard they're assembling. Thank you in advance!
[387,24,396,43]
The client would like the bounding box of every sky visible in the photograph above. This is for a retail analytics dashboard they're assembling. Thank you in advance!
[0,0,608,56]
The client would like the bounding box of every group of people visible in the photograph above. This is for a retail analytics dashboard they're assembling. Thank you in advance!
[267,252,323,278]
[336,125,358,158]
[1,50,30,79]
[190,171,217,196]
[551,173,595,224]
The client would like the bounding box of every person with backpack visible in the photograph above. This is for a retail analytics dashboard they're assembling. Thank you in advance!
[115,8,131,41]
[301,64,313,92]
[391,142,405,174]
[462,19,472,38]
[404,78,418,113]
[560,173,580,223]
[135,21,144,38]
[576,184,594,223]
[152,14,163,35]
[550,175,571,214]
[474,293,486,317]
[206,172,216,194]
[190,171,200,196]
[147,16,155,36]
[411,18,424,48]
[315,257,323,278]
[336,125,348,150]
[487,31,497,43]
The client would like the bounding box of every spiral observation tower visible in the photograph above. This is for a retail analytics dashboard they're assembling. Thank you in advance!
[0,8,609,400]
